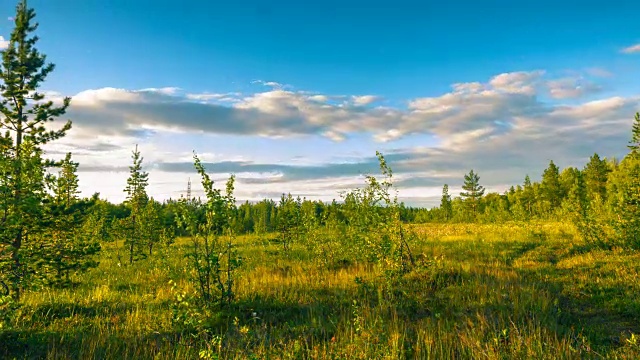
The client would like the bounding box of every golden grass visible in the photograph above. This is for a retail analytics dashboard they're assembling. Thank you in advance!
[1,222,639,359]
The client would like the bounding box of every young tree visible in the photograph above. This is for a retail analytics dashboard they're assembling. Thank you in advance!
[35,153,100,287]
[460,169,485,217]
[175,153,240,307]
[440,184,452,221]
[54,153,80,206]
[0,0,72,300]
[276,193,302,252]
[122,144,149,264]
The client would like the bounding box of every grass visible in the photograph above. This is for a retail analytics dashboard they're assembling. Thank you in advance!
[2,222,640,359]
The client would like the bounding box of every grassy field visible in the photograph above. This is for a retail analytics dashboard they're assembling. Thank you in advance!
[1,222,639,359]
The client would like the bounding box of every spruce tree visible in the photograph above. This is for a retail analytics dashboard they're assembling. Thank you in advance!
[122,144,149,264]
[522,175,535,217]
[583,153,610,203]
[440,184,452,221]
[541,160,563,213]
[0,0,72,300]
[460,169,485,217]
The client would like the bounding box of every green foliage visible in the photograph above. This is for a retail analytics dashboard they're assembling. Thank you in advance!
[121,144,150,264]
[38,155,101,287]
[175,153,241,308]
[338,152,417,301]
[275,193,302,252]
[460,169,485,218]
[541,160,563,213]
[628,112,640,153]
[440,184,452,221]
[0,1,72,300]
[607,154,640,249]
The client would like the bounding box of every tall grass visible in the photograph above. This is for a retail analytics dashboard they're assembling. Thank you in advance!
[1,222,639,359]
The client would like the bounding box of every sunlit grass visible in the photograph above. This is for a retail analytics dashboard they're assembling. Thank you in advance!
[2,222,639,359]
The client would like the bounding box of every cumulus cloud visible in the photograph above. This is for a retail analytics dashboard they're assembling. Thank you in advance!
[40,69,640,206]
[0,36,8,50]
[621,43,640,54]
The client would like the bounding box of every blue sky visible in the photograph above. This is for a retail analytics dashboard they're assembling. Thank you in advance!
[1,0,640,205]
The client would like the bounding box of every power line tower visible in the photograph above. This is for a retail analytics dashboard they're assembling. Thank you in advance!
[186,177,192,201]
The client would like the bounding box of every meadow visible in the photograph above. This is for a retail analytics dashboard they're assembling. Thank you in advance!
[2,222,639,359]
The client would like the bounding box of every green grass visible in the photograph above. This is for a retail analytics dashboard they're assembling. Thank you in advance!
[2,222,640,359]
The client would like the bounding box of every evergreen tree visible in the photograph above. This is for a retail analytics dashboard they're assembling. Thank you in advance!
[55,152,80,206]
[32,153,100,287]
[583,153,610,203]
[522,175,534,218]
[607,114,640,248]
[440,184,452,221]
[122,144,149,264]
[0,0,72,300]
[460,170,485,217]
[541,160,563,213]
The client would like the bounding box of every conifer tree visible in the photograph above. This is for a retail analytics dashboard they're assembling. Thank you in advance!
[460,170,485,217]
[522,175,535,217]
[607,113,640,248]
[0,0,72,300]
[43,156,100,287]
[55,153,80,206]
[440,184,452,221]
[583,153,610,203]
[541,160,563,212]
[122,144,149,264]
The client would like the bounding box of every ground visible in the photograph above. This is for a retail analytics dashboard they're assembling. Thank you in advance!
[1,222,639,359]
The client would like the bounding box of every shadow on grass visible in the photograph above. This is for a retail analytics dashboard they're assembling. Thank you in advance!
[24,300,141,327]
[517,263,640,349]
[0,328,191,360]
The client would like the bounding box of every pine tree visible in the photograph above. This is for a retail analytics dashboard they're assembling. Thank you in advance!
[460,170,485,217]
[0,0,72,300]
[43,160,100,287]
[122,144,149,264]
[440,184,452,221]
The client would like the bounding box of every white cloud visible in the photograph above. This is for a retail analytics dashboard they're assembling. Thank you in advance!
[547,77,601,99]
[0,36,8,50]
[34,69,640,206]
[621,43,640,54]
[352,95,381,106]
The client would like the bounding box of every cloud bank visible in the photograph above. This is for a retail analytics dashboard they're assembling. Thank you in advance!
[41,70,638,206]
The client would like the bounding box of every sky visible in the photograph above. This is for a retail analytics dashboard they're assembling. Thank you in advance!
[1,0,640,207]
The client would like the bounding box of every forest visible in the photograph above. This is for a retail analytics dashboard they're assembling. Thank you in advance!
[1,1,640,359]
